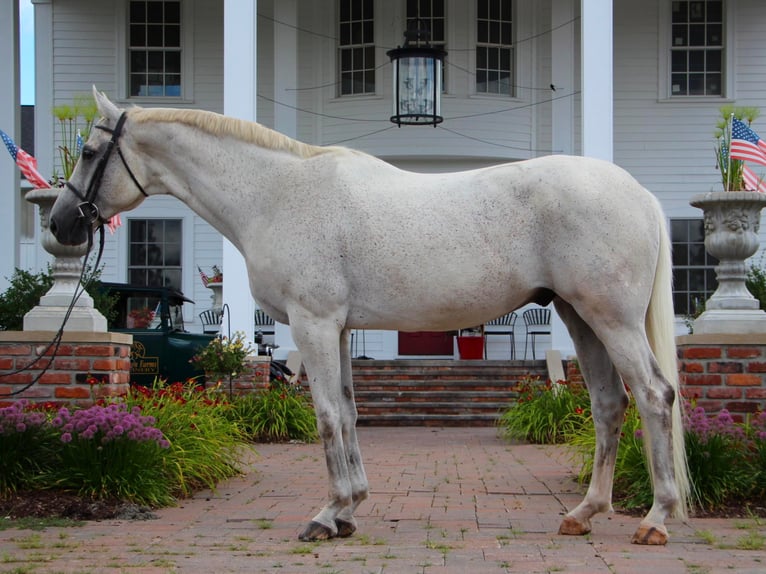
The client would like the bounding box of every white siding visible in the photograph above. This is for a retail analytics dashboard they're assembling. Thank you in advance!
[43,0,766,339]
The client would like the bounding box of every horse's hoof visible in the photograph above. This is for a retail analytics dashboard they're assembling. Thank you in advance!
[335,518,357,538]
[298,520,336,541]
[631,523,668,545]
[558,515,591,536]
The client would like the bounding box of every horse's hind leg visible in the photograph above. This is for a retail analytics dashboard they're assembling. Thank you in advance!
[334,328,369,537]
[290,316,355,541]
[554,300,629,537]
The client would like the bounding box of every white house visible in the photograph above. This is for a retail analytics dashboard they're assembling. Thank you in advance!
[2,0,765,360]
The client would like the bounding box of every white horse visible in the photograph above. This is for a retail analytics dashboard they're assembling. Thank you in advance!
[50,89,690,545]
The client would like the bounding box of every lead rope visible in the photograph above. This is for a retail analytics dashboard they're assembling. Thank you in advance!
[0,225,106,397]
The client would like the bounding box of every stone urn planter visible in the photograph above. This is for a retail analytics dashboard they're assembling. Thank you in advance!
[23,187,107,332]
[690,191,766,333]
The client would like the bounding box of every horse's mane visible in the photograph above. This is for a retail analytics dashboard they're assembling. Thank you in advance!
[128,107,340,159]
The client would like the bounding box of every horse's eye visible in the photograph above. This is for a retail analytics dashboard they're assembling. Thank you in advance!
[81,147,95,160]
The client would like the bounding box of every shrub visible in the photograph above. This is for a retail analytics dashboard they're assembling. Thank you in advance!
[746,263,766,311]
[0,266,117,331]
[497,377,591,444]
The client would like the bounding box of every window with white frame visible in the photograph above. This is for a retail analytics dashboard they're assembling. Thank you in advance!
[476,0,513,96]
[670,0,723,96]
[128,219,182,289]
[671,218,718,316]
[128,0,182,97]
[339,0,375,95]
[407,0,446,89]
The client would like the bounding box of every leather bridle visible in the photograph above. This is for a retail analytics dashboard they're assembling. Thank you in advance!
[65,111,148,227]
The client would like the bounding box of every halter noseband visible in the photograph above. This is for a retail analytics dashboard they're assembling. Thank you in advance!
[65,111,148,226]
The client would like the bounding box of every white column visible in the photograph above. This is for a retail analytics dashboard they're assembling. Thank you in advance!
[271,0,299,359]
[551,0,575,156]
[581,0,613,162]
[0,1,21,290]
[33,0,54,273]
[223,0,257,343]
[550,0,577,359]
[274,0,297,138]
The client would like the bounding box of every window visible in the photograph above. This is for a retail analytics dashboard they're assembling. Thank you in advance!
[128,0,182,97]
[339,0,375,95]
[476,0,513,95]
[407,0,446,89]
[671,219,718,316]
[128,219,182,289]
[670,0,723,96]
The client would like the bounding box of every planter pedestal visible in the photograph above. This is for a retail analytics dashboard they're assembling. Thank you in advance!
[690,192,766,334]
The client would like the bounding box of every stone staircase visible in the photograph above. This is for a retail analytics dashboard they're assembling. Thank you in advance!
[351,359,548,426]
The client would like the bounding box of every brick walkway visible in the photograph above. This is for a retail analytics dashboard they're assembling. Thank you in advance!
[1,427,764,573]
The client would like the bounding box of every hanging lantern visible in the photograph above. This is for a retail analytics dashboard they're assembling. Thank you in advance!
[387,24,447,127]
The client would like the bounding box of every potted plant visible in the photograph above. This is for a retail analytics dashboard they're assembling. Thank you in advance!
[51,94,99,185]
[190,331,254,391]
[689,106,766,333]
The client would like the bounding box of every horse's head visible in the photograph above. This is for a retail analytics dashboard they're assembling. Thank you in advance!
[50,87,149,246]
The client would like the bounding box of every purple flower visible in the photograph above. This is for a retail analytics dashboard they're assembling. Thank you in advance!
[61,432,72,443]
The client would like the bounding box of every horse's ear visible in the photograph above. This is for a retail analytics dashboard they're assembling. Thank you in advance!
[92,85,120,121]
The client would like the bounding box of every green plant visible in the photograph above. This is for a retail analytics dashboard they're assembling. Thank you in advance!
[0,401,58,494]
[568,402,766,514]
[45,402,174,506]
[226,378,317,443]
[746,263,766,311]
[0,265,117,331]
[126,379,246,497]
[713,105,762,191]
[52,94,98,182]
[497,377,591,444]
[190,331,253,380]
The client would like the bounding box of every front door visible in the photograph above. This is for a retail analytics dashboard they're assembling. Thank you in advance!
[398,331,456,356]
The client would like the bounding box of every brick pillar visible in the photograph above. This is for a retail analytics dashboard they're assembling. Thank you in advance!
[677,333,766,421]
[0,331,132,408]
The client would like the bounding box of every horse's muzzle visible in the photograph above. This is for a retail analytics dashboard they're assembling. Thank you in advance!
[49,211,91,246]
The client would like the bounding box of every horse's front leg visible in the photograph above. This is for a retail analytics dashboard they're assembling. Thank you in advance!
[333,328,369,537]
[290,317,356,541]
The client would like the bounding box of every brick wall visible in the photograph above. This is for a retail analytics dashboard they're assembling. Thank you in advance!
[0,331,133,408]
[677,334,766,421]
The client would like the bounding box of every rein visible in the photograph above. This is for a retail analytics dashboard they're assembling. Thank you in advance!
[0,114,144,397]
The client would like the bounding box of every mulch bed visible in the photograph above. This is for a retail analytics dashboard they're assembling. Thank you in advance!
[2,490,764,523]
[0,490,158,521]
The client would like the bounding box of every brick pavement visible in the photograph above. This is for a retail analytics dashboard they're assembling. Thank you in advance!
[0,427,764,573]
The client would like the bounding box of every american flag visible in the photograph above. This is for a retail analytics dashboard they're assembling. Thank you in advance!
[0,129,51,189]
[743,164,766,193]
[198,266,210,287]
[730,118,766,167]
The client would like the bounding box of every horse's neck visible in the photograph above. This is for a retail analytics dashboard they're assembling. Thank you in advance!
[144,125,300,250]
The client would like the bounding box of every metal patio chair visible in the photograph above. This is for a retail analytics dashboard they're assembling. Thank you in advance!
[484,311,517,359]
[522,307,551,360]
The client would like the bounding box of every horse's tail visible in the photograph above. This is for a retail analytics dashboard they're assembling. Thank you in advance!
[645,214,691,520]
